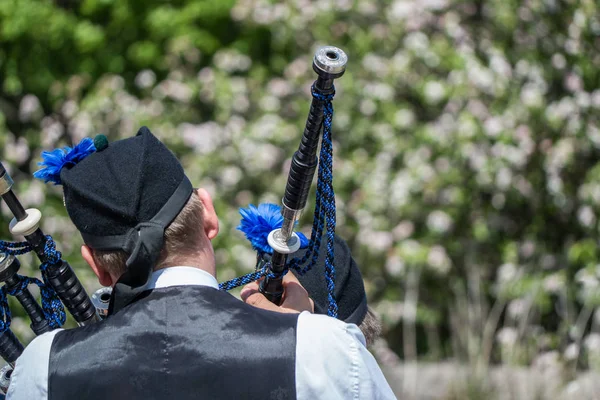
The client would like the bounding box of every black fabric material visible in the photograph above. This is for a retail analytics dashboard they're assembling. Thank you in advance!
[292,235,368,325]
[48,285,298,400]
[79,177,193,253]
[61,126,187,237]
[80,176,194,315]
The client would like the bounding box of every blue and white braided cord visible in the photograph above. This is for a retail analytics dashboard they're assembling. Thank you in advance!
[0,236,67,331]
[219,268,269,292]
[0,240,31,256]
[0,288,11,333]
[37,237,67,328]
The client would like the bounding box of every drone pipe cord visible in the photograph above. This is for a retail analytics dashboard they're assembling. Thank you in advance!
[259,46,347,305]
[0,162,99,326]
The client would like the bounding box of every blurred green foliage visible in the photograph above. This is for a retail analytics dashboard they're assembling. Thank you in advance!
[1,0,600,376]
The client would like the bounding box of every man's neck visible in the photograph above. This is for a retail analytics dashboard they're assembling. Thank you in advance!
[146,266,219,290]
[155,254,216,279]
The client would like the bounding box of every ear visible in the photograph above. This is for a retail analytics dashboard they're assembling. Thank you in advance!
[196,188,219,240]
[81,245,114,287]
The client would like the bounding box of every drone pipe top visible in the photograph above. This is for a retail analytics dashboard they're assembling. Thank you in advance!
[0,163,99,326]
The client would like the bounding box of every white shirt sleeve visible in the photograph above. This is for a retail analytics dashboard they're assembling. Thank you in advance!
[295,312,397,400]
[6,329,61,400]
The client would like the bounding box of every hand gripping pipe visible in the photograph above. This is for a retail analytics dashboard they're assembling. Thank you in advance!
[259,46,347,304]
[0,162,99,326]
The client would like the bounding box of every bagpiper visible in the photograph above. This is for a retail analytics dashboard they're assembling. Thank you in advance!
[7,128,395,400]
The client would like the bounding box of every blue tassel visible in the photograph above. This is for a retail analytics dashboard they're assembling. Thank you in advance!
[34,138,96,185]
[238,203,308,254]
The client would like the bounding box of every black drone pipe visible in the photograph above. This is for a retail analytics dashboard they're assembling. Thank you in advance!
[259,47,347,304]
[0,254,50,336]
[0,163,99,326]
[0,330,22,368]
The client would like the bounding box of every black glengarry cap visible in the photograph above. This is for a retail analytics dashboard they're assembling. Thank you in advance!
[292,236,368,325]
[38,127,193,314]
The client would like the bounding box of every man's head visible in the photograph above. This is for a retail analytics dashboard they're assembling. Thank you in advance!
[82,188,219,287]
[36,127,219,310]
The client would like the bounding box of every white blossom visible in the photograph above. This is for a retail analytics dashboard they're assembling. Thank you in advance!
[19,94,42,122]
[575,269,598,289]
[135,70,156,88]
[533,351,561,371]
[4,135,30,164]
[498,263,517,282]
[508,299,527,319]
[427,245,451,274]
[385,255,405,277]
[497,327,518,346]
[584,333,600,353]
[358,230,394,252]
[577,206,596,228]
[564,343,579,361]
[213,50,252,73]
[423,81,446,104]
[426,210,453,233]
[394,109,415,128]
[543,274,563,293]
[392,221,414,240]
[179,122,223,154]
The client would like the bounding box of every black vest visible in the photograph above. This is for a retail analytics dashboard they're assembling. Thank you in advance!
[48,285,299,400]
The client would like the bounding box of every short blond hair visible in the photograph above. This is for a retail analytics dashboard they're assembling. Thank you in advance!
[92,191,204,277]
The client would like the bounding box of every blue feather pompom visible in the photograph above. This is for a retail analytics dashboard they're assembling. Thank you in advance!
[238,203,309,254]
[33,138,96,185]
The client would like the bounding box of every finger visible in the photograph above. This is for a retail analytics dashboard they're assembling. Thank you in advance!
[283,281,309,301]
[281,281,313,312]
[243,292,285,313]
[282,272,309,299]
[240,281,260,302]
[282,271,303,285]
[285,274,314,312]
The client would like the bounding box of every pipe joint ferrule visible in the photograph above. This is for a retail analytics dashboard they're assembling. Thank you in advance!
[268,229,302,255]
[9,209,42,237]
[280,203,303,239]
[0,174,14,197]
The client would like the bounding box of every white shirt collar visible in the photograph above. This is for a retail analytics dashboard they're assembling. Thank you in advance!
[144,266,219,290]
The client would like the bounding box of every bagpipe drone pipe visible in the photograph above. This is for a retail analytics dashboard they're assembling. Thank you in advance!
[218,45,348,318]
[0,162,101,393]
[0,45,347,395]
